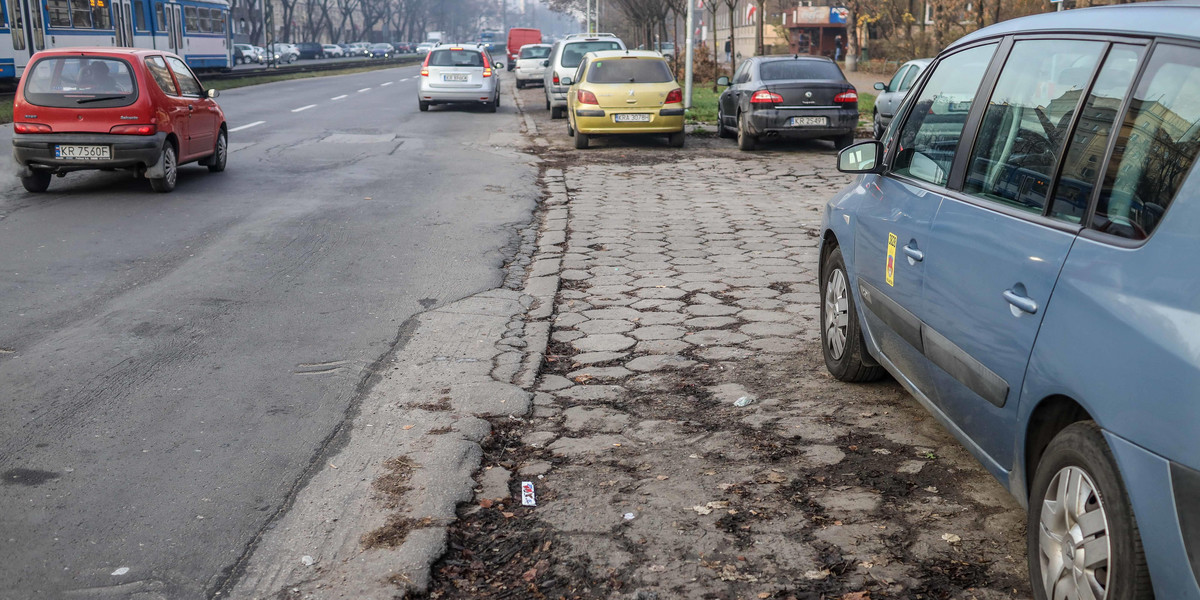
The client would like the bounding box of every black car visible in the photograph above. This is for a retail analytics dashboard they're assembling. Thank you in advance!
[716,55,858,151]
[294,42,324,59]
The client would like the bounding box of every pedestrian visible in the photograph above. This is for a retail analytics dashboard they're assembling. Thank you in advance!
[724,36,732,63]
[834,35,844,62]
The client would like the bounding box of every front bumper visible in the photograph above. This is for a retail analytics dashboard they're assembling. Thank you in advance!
[747,107,857,138]
[13,132,166,173]
[574,109,684,135]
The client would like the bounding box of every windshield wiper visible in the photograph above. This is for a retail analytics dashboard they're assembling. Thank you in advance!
[76,95,128,104]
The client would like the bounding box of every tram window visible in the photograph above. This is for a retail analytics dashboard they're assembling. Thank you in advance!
[10,1,24,50]
[197,7,209,32]
[155,2,164,29]
[48,0,72,27]
[90,0,111,28]
[71,0,91,27]
[135,2,147,30]
[184,6,196,32]
[212,11,224,33]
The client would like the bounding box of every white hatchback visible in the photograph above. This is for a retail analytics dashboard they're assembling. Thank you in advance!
[418,45,504,112]
[514,43,552,89]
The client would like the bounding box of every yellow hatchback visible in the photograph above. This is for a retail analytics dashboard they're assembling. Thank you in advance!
[564,50,686,149]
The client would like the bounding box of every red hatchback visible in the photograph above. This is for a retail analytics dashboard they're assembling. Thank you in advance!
[12,48,228,193]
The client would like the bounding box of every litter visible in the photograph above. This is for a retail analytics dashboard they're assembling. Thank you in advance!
[623,512,636,520]
[301,555,315,566]
[733,396,755,407]
[111,567,129,576]
[941,533,962,543]
[521,481,537,506]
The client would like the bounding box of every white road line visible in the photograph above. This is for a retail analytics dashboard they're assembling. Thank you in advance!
[357,87,371,92]
[380,81,393,87]
[291,104,317,113]
[331,94,348,100]
[229,121,265,132]
[400,78,411,82]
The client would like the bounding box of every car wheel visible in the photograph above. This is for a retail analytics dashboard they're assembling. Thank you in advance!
[20,170,52,193]
[668,130,685,148]
[736,112,756,151]
[820,246,886,382]
[567,120,575,137]
[486,99,497,113]
[551,106,565,120]
[717,108,733,139]
[873,111,885,140]
[545,95,551,110]
[495,91,501,108]
[419,101,429,112]
[149,143,178,193]
[1028,421,1154,600]
[574,131,589,149]
[834,132,856,150]
[516,80,524,89]
[208,129,227,173]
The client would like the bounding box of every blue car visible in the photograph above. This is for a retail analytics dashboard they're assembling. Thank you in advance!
[822,3,1200,600]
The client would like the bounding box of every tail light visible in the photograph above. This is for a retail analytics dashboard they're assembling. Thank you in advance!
[483,68,493,78]
[834,89,859,104]
[14,122,51,133]
[553,72,560,85]
[420,52,430,77]
[750,90,783,104]
[663,88,683,104]
[576,89,599,105]
[110,124,157,135]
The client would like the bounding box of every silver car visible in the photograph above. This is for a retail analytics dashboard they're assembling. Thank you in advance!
[418,45,503,112]
[871,58,931,139]
[543,33,625,119]
[514,43,551,89]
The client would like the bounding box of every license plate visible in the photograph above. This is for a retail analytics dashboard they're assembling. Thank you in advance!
[788,116,827,127]
[443,73,469,82]
[55,145,110,160]
[614,113,651,123]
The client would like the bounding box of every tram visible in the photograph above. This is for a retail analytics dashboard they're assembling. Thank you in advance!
[0,0,231,80]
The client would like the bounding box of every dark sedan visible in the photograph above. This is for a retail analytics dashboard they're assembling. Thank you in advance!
[367,43,394,59]
[716,55,858,151]
[294,42,325,59]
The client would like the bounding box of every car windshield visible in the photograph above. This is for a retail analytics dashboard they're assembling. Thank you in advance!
[561,41,622,68]
[520,46,551,59]
[759,60,843,81]
[428,49,484,67]
[23,56,137,108]
[371,44,390,50]
[587,58,672,84]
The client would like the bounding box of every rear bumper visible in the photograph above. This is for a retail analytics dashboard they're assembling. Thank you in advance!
[747,107,857,138]
[548,86,568,107]
[574,110,684,135]
[419,87,495,103]
[13,132,166,173]
[515,67,545,81]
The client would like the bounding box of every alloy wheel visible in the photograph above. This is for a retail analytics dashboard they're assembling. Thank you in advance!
[1038,466,1111,600]
[824,268,849,360]
[164,146,177,188]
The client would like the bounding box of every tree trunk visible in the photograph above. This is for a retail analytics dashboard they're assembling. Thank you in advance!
[754,0,763,55]
[844,4,857,72]
[726,3,736,73]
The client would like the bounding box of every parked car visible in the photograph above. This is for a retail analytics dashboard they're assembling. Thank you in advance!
[250,46,266,63]
[367,43,394,59]
[544,33,625,119]
[233,43,257,64]
[267,43,298,63]
[716,55,857,151]
[415,42,435,55]
[12,48,227,193]
[506,27,542,71]
[825,4,1200,599]
[346,42,370,56]
[871,58,931,139]
[418,45,502,112]
[322,44,345,58]
[565,50,684,149]
[514,43,551,89]
[294,42,324,59]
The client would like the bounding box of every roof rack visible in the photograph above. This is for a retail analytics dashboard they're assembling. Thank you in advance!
[564,32,618,39]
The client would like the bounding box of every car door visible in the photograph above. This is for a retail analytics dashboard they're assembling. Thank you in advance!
[165,55,214,157]
[877,65,910,117]
[718,61,748,128]
[852,42,1000,400]
[918,39,1142,470]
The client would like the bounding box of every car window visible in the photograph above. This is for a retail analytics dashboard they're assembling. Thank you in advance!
[145,55,179,95]
[560,41,621,68]
[962,39,1106,215]
[887,65,910,92]
[587,58,672,84]
[1093,44,1200,240]
[1049,45,1141,223]
[520,46,550,59]
[899,64,921,92]
[733,61,751,84]
[23,56,137,108]
[758,60,842,81]
[428,49,484,67]
[165,56,203,96]
[891,43,997,187]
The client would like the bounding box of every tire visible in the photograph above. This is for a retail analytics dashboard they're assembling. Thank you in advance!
[545,95,551,110]
[1028,421,1153,600]
[574,131,589,149]
[486,99,497,113]
[495,91,501,108]
[516,80,524,89]
[834,131,856,150]
[419,101,429,112]
[820,246,886,382]
[207,130,227,173]
[20,170,52,193]
[717,108,733,139]
[736,112,756,151]
[873,111,885,140]
[668,130,685,148]
[149,143,178,193]
[551,105,565,120]
[567,120,575,137]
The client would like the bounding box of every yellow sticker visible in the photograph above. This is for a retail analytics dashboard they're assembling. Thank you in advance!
[886,233,897,287]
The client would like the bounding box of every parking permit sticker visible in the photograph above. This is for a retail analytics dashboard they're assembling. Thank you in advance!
[886,233,897,287]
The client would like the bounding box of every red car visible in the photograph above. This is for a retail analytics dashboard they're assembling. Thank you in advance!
[12,48,228,193]
[506,28,542,71]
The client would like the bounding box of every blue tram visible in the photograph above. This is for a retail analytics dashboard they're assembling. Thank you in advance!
[0,0,231,80]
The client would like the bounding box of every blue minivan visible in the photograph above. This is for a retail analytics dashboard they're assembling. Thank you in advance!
[821,3,1200,599]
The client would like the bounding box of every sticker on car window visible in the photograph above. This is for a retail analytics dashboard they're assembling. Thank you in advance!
[886,233,897,287]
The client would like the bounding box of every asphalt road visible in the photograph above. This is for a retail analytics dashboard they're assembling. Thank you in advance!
[0,66,537,599]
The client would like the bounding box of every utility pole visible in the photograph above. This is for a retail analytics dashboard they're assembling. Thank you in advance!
[684,0,694,109]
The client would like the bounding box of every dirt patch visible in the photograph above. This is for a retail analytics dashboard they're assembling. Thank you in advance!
[361,515,438,550]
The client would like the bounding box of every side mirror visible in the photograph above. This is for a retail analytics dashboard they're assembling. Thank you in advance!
[716,76,730,86]
[837,140,884,174]
[494,62,504,70]
[207,88,220,99]
[874,81,886,91]
[560,76,573,86]
[542,59,550,67]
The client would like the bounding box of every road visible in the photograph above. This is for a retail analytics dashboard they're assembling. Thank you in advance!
[0,66,537,598]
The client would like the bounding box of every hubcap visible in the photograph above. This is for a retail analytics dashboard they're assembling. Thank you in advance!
[217,134,227,166]
[823,268,849,360]
[1039,466,1111,600]
[164,148,177,187]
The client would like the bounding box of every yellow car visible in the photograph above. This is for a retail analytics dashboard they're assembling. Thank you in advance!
[564,50,686,149]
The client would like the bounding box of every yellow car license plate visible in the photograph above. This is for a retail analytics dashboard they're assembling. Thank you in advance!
[613,113,651,123]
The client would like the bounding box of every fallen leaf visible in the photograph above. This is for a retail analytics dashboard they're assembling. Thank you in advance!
[758,594,770,599]
[402,424,415,430]
[848,445,859,451]
[941,533,962,544]
[692,505,713,515]
[649,564,666,572]
[502,511,515,518]
[763,471,787,483]
[522,568,538,582]
[872,448,891,455]
[656,475,669,480]
[839,592,871,600]
[574,374,594,383]
[479,498,494,508]
[804,569,831,580]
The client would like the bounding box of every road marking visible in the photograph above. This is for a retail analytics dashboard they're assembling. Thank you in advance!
[229,121,264,132]
[400,77,411,81]
[357,87,371,92]
[331,94,348,100]
[381,81,393,87]
[291,104,317,113]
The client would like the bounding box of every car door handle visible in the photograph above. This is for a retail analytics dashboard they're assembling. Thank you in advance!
[1003,289,1038,315]
[902,245,924,262]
